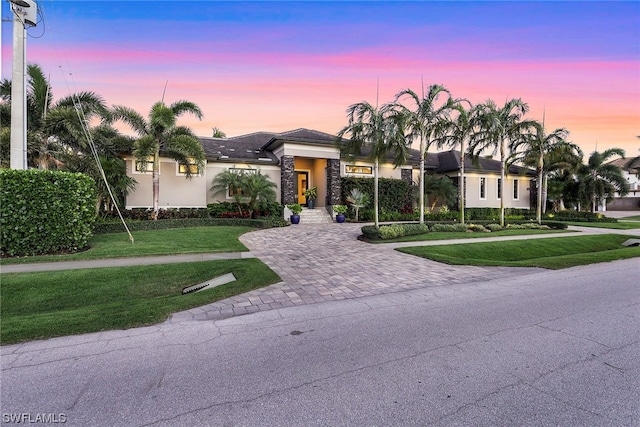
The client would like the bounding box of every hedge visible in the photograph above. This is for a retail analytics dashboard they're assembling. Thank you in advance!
[93,217,288,235]
[1,169,96,256]
[341,176,413,215]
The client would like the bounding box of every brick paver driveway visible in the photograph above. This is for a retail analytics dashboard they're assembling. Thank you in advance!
[171,223,540,322]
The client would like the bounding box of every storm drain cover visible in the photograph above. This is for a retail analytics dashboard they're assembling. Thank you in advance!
[182,273,236,295]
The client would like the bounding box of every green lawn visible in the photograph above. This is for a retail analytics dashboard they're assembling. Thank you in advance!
[367,228,568,244]
[559,221,640,230]
[0,226,252,265]
[397,234,640,269]
[0,259,280,344]
[620,215,640,221]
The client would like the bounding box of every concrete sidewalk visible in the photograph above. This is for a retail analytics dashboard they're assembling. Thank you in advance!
[0,251,255,274]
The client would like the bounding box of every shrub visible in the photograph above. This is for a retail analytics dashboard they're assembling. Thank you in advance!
[361,225,381,240]
[401,223,429,236]
[467,223,490,233]
[93,217,288,234]
[379,224,405,239]
[487,223,503,232]
[341,177,412,215]
[549,210,617,223]
[430,223,467,232]
[1,170,96,256]
[505,223,551,230]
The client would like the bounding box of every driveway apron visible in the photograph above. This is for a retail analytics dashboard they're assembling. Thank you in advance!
[171,223,540,322]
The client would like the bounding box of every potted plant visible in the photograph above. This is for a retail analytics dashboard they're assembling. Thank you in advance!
[303,186,317,209]
[287,203,302,224]
[333,205,348,223]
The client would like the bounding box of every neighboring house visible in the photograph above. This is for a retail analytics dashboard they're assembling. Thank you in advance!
[426,150,535,210]
[604,157,640,211]
[123,128,535,211]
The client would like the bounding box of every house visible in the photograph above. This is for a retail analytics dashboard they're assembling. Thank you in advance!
[604,157,640,211]
[426,150,535,210]
[123,128,534,212]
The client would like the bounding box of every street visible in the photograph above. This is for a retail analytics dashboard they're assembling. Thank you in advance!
[1,258,639,426]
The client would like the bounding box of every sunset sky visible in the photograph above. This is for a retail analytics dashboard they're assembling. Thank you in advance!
[2,1,639,157]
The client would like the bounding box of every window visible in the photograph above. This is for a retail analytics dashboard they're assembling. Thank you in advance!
[497,178,501,200]
[345,165,373,175]
[134,160,154,174]
[479,177,486,199]
[513,179,519,200]
[228,168,256,197]
[177,163,200,175]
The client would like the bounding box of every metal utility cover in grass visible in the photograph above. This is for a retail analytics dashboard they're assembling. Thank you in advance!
[621,239,640,247]
[182,273,237,295]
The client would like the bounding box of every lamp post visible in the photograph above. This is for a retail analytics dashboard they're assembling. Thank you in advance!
[9,0,37,170]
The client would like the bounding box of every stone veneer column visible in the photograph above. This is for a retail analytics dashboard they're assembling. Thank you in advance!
[281,155,296,205]
[326,158,342,205]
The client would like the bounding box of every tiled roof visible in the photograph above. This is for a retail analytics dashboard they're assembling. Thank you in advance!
[607,157,639,172]
[200,132,279,164]
[430,150,535,176]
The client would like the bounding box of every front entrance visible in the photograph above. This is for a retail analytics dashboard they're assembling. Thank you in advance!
[295,171,309,206]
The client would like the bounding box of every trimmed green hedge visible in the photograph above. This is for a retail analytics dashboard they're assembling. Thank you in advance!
[548,211,618,223]
[1,169,96,256]
[93,217,288,235]
[341,177,412,214]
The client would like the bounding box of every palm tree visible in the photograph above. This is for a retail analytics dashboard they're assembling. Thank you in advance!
[394,84,453,224]
[241,171,277,218]
[345,188,369,222]
[469,98,535,226]
[211,169,247,214]
[112,100,205,219]
[337,100,409,227]
[2,64,109,169]
[423,175,458,212]
[577,149,629,212]
[439,99,474,224]
[509,121,583,223]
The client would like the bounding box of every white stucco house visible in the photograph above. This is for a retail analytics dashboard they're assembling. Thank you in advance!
[604,157,640,211]
[122,128,535,212]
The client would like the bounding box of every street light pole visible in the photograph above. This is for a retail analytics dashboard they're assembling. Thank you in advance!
[9,0,37,170]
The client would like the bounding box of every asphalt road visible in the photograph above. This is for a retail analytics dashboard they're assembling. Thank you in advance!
[1,258,639,426]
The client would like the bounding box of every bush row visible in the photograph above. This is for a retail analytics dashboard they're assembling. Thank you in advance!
[93,217,288,235]
[1,170,97,256]
[548,210,618,223]
[361,220,566,240]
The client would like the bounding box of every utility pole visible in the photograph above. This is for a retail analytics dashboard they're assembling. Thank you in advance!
[9,0,37,170]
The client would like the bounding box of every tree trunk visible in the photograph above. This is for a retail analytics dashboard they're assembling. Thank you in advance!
[459,142,465,225]
[542,174,548,214]
[374,158,379,227]
[536,155,543,224]
[152,149,160,220]
[419,138,425,225]
[499,141,505,227]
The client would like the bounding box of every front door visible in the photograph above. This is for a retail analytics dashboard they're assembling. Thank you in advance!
[295,172,309,205]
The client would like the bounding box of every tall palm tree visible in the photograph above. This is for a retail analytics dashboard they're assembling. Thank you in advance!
[509,122,583,223]
[469,98,535,226]
[337,100,409,227]
[112,100,205,219]
[2,64,109,169]
[438,99,474,224]
[577,149,629,212]
[394,84,453,224]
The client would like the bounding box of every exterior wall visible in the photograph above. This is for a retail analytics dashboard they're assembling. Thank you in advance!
[206,163,282,204]
[606,169,640,211]
[125,157,208,208]
[453,172,531,209]
[278,143,340,160]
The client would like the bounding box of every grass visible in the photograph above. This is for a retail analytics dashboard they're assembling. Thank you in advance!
[620,215,640,220]
[558,221,640,230]
[0,226,252,265]
[0,259,280,344]
[366,228,568,244]
[397,234,640,269]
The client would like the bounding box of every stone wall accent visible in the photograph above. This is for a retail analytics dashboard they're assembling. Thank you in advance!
[326,158,341,205]
[281,155,295,205]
